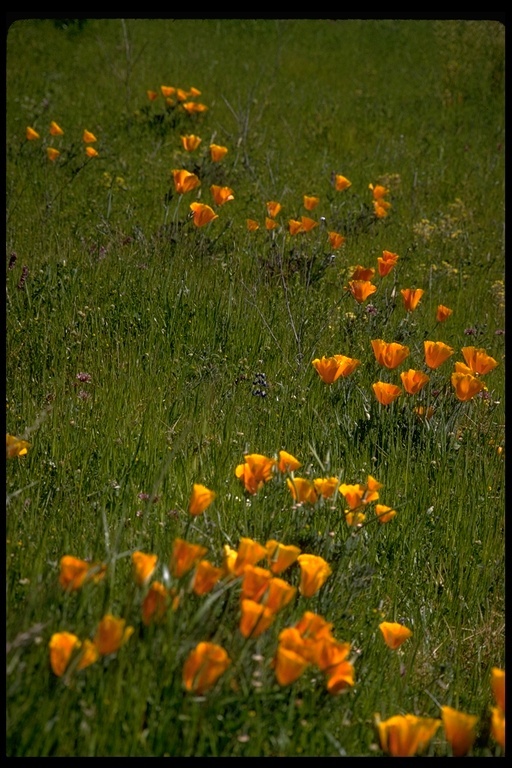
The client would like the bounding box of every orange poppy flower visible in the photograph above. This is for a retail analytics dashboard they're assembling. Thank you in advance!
[59,556,106,591]
[334,174,352,191]
[297,554,332,597]
[379,621,412,649]
[288,218,303,235]
[142,581,169,625]
[190,202,218,227]
[131,551,158,585]
[348,280,377,303]
[351,265,376,281]
[172,169,200,194]
[240,599,275,638]
[210,143,228,162]
[266,201,282,218]
[344,509,366,526]
[436,304,453,322]
[300,216,318,232]
[234,537,268,576]
[295,611,334,641]
[147,90,158,101]
[287,477,318,505]
[313,477,339,499]
[46,147,60,161]
[247,219,260,231]
[377,250,399,277]
[326,659,356,694]
[82,129,97,143]
[400,369,429,395]
[328,231,346,249]
[303,195,319,210]
[461,346,499,375]
[76,639,100,671]
[372,382,402,405]
[85,147,98,158]
[375,713,442,757]
[188,87,202,98]
[265,217,278,230]
[414,405,435,422]
[371,339,410,369]
[210,184,234,206]
[312,354,361,384]
[424,340,454,369]
[265,540,301,575]
[188,483,216,516]
[6,434,30,458]
[490,706,505,750]
[170,538,208,578]
[221,544,238,578]
[25,126,40,140]
[273,644,310,686]
[401,288,424,312]
[338,483,365,511]
[49,121,64,136]
[160,85,176,98]
[235,454,276,494]
[277,450,302,473]
[491,667,505,712]
[93,614,134,656]
[451,372,487,401]
[265,577,297,614]
[312,636,351,672]
[441,706,479,757]
[375,504,397,523]
[182,101,208,114]
[374,199,392,218]
[180,134,202,151]
[241,564,273,602]
[182,641,231,694]
[48,632,81,676]
[369,183,389,200]
[191,560,223,596]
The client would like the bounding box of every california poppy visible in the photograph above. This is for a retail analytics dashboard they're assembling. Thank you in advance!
[273,644,310,686]
[26,126,40,141]
[170,538,208,578]
[372,382,402,405]
[265,540,301,575]
[131,551,158,585]
[375,504,397,523]
[234,537,268,576]
[93,614,134,656]
[241,564,273,602]
[188,483,216,516]
[49,632,81,677]
[461,346,498,375]
[265,217,278,230]
[172,169,200,194]
[59,556,106,591]
[180,134,202,151]
[451,372,487,401]
[182,101,208,114]
[6,434,30,458]
[235,454,275,494]
[142,581,169,625]
[334,175,351,191]
[49,121,64,136]
[147,90,158,101]
[46,147,60,161]
[160,85,176,98]
[266,201,282,218]
[371,339,410,369]
[351,265,376,281]
[182,641,231,694]
[85,147,98,158]
[191,560,223,596]
[239,599,275,638]
[379,621,412,649]
[210,185,234,206]
[400,369,429,395]
[303,195,319,210]
[424,340,454,369]
[82,129,97,143]
[312,355,360,384]
[297,554,332,597]
[265,578,297,614]
[348,280,377,303]
[287,477,318,504]
[277,450,301,473]
[441,706,479,757]
[375,713,442,757]
[247,219,260,231]
[401,288,424,312]
[210,143,228,162]
[377,250,399,277]
[328,231,346,249]
[313,477,339,499]
[436,304,453,322]
[190,202,218,227]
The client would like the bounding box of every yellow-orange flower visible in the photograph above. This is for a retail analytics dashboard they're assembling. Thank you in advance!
[379,621,412,649]
[288,218,303,235]
[344,510,366,526]
[297,554,332,597]
[338,483,365,511]
[131,551,158,586]
[401,288,424,312]
[436,304,453,322]
[287,477,318,505]
[273,644,310,686]
[190,202,218,227]
[400,369,429,395]
[265,217,278,230]
[49,121,64,136]
[93,614,134,656]
[182,641,230,694]
[277,450,302,473]
[210,184,234,206]
[46,147,60,161]
[328,231,346,249]
[210,143,228,162]
[235,453,276,495]
[266,201,282,218]
[172,169,200,194]
[240,599,275,638]
[265,577,297,614]
[326,658,356,694]
[170,538,208,578]
[265,540,301,575]
[334,174,351,191]
[82,129,97,143]
[441,706,479,757]
[377,250,399,277]
[490,706,505,750]
[180,134,202,151]
[221,544,238,578]
[300,216,318,232]
[369,183,389,200]
[160,85,175,98]
[451,372,487,401]
[374,199,392,218]
[351,265,376,281]
[461,346,499,375]
[142,581,169,625]
[372,382,402,405]
[375,713,442,757]
[348,279,377,303]
[59,556,106,591]
[26,126,40,140]
[313,477,339,499]
[371,339,410,369]
[247,218,260,231]
[375,504,397,523]
[182,101,208,114]
[424,340,454,369]
[241,564,273,602]
[85,147,98,158]
[491,667,505,712]
[303,195,319,210]
[76,639,100,671]
[312,354,360,384]
[147,89,158,101]
[234,537,268,576]
[191,560,223,596]
[188,87,201,98]
[188,483,216,516]
[176,88,189,102]
[6,433,30,458]
[49,632,81,677]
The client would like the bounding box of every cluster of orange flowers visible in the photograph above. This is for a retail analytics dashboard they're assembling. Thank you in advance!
[376,667,505,756]
[48,614,134,677]
[147,84,208,114]
[25,122,99,159]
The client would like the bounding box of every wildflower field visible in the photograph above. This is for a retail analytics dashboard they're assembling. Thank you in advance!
[5,18,505,757]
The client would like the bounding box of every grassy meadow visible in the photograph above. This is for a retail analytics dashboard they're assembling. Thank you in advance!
[6,18,505,757]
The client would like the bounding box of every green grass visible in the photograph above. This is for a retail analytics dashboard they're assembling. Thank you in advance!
[6,18,505,757]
